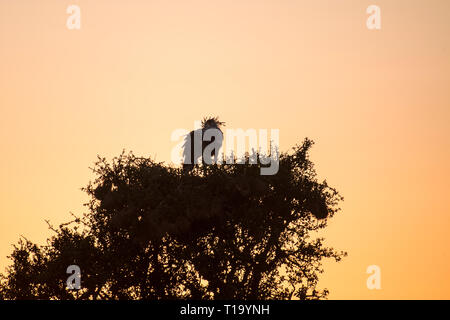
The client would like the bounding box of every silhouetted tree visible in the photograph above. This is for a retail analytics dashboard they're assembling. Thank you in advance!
[0,138,346,300]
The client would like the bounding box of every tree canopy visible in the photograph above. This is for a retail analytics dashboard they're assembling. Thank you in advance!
[0,138,346,300]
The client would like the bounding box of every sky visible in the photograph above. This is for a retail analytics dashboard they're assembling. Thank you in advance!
[1,0,449,299]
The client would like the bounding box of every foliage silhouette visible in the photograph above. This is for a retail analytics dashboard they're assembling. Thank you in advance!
[0,138,346,300]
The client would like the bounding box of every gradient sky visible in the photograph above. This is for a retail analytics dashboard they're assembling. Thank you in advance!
[1,0,449,299]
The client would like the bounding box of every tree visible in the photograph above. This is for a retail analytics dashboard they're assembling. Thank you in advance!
[0,138,346,300]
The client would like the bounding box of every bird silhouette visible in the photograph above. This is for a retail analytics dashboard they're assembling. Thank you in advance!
[182,117,225,172]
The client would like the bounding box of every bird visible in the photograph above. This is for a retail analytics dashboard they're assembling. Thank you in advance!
[182,117,225,172]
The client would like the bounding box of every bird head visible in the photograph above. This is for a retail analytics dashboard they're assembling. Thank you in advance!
[201,116,225,130]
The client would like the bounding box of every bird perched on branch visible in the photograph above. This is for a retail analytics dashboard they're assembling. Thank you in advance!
[182,117,225,172]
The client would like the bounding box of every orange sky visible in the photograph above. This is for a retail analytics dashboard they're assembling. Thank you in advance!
[1,0,449,299]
